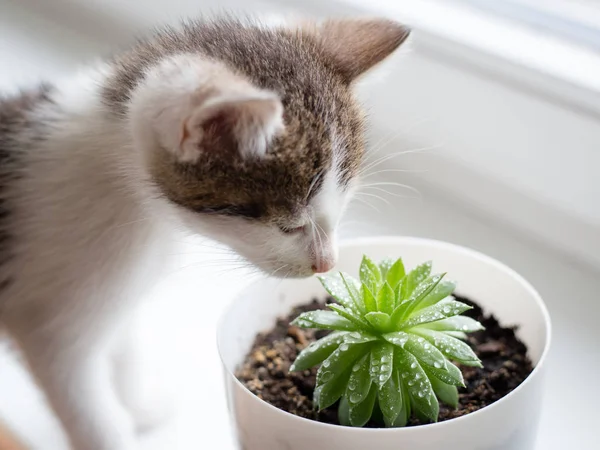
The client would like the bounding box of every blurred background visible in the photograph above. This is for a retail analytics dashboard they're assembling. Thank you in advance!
[0,0,598,449]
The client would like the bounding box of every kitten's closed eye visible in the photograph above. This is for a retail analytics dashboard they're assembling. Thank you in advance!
[278,225,305,235]
[195,203,264,218]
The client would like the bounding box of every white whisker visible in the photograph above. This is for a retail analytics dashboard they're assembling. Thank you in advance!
[364,118,431,161]
[359,182,422,198]
[361,168,429,178]
[361,186,421,200]
[360,144,442,175]
[349,194,383,213]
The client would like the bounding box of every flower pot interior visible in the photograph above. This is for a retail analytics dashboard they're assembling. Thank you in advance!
[219,237,550,376]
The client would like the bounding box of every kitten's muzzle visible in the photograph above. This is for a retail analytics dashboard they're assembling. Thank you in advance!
[310,238,337,274]
[311,259,335,274]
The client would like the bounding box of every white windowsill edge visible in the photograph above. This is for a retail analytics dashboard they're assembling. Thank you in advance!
[328,0,600,117]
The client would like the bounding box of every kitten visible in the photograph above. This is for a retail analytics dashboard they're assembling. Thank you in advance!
[0,16,408,450]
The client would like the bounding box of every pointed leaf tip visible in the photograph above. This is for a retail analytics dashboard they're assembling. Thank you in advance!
[292,310,358,331]
[290,331,347,372]
[360,255,382,294]
[385,258,406,290]
[320,272,363,313]
[377,282,396,315]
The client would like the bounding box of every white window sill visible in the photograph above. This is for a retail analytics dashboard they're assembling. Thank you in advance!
[332,0,600,116]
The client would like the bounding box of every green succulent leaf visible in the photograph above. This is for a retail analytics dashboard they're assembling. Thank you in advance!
[377,282,396,315]
[347,354,372,405]
[400,261,432,300]
[394,282,402,307]
[378,258,394,279]
[390,273,445,326]
[412,389,439,423]
[316,342,372,387]
[403,273,446,316]
[316,367,353,410]
[327,304,368,329]
[417,280,456,310]
[426,368,459,408]
[319,273,360,313]
[396,348,438,422]
[444,331,468,340]
[370,342,394,386]
[389,299,407,326]
[290,331,348,372]
[361,284,378,312]
[379,370,402,425]
[360,256,382,293]
[422,315,484,333]
[385,258,406,290]
[349,382,378,427]
[414,328,482,367]
[365,311,392,332]
[403,300,472,328]
[404,334,448,371]
[338,395,351,426]
[292,310,358,331]
[343,331,378,345]
[382,331,410,348]
[425,360,465,387]
[340,273,365,313]
[396,372,411,426]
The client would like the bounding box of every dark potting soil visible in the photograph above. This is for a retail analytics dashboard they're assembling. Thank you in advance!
[235,295,533,427]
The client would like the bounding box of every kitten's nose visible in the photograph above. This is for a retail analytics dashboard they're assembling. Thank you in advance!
[310,228,338,274]
[311,258,336,274]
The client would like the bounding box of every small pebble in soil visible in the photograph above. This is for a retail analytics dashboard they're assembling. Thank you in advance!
[235,296,533,427]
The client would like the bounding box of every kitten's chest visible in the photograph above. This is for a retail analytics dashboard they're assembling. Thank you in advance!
[8,166,174,313]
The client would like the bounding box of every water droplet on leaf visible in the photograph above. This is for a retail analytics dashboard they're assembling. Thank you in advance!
[320,372,333,383]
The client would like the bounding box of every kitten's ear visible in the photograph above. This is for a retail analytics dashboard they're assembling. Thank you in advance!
[176,92,283,163]
[306,18,410,82]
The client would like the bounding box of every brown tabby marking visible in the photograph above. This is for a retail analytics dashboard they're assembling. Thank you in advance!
[103,18,408,221]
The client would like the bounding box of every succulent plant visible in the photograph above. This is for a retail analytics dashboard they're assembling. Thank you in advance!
[290,256,484,427]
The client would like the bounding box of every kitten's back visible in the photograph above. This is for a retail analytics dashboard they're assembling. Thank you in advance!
[0,85,56,298]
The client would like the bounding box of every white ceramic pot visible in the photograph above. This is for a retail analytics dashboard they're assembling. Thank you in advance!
[217,237,551,450]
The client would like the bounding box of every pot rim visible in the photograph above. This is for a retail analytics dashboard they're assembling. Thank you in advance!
[217,236,552,434]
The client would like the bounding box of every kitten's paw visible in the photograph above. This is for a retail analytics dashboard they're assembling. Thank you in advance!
[129,384,177,433]
[115,365,177,432]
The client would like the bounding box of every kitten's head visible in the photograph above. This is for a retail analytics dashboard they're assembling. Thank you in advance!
[123,17,409,277]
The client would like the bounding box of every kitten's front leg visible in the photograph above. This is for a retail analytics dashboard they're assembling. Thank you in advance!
[19,335,137,450]
[113,321,176,432]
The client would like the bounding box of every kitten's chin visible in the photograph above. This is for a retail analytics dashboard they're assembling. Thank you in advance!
[249,261,314,279]
[269,268,315,279]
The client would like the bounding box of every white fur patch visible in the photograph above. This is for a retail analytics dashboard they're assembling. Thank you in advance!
[129,54,284,163]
